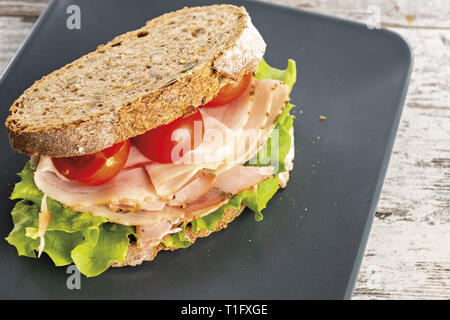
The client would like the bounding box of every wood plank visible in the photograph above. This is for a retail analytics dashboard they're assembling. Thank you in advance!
[270,0,450,28]
[0,0,48,17]
[0,16,35,73]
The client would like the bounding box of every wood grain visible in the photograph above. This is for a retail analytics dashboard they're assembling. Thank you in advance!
[0,0,48,17]
[271,0,450,28]
[0,0,448,299]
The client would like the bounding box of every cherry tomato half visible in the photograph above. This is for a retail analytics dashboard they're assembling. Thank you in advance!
[52,140,130,186]
[203,73,252,108]
[132,110,204,164]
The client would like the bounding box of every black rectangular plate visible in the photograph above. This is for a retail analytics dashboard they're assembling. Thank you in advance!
[0,0,412,299]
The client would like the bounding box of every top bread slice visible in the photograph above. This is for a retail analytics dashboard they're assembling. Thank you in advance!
[5,4,266,157]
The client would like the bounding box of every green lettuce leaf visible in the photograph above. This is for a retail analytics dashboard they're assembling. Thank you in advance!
[162,223,191,249]
[10,161,43,204]
[6,201,40,257]
[41,230,85,267]
[256,58,297,90]
[164,59,297,248]
[6,163,134,277]
[71,223,134,277]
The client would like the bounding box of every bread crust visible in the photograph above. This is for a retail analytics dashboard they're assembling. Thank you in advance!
[6,5,263,157]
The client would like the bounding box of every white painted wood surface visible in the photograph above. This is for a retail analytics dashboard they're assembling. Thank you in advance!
[0,0,448,299]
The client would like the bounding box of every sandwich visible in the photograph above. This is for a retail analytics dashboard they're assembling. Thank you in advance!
[4,4,297,277]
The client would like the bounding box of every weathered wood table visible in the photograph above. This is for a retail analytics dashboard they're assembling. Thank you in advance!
[0,0,448,299]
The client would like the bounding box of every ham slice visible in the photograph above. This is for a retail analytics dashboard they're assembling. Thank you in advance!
[202,77,254,130]
[136,222,182,247]
[170,169,216,207]
[34,158,273,226]
[79,188,231,226]
[35,156,164,210]
[79,165,273,227]
[123,145,153,169]
[214,165,273,194]
[135,165,273,244]
[144,163,202,197]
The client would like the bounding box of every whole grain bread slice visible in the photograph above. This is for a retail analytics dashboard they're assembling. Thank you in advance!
[6,5,265,157]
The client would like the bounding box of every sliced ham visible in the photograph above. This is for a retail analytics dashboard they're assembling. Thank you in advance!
[170,169,216,207]
[80,189,230,226]
[182,188,231,220]
[60,164,273,227]
[214,165,274,194]
[96,166,273,227]
[35,156,163,210]
[144,77,289,197]
[244,79,272,129]
[32,76,288,229]
[123,145,153,169]
[109,199,166,212]
[203,77,254,129]
[136,222,182,247]
[34,160,273,227]
[144,163,202,197]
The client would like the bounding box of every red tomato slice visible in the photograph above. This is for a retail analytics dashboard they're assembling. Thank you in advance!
[132,110,204,164]
[203,73,251,108]
[52,140,130,186]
